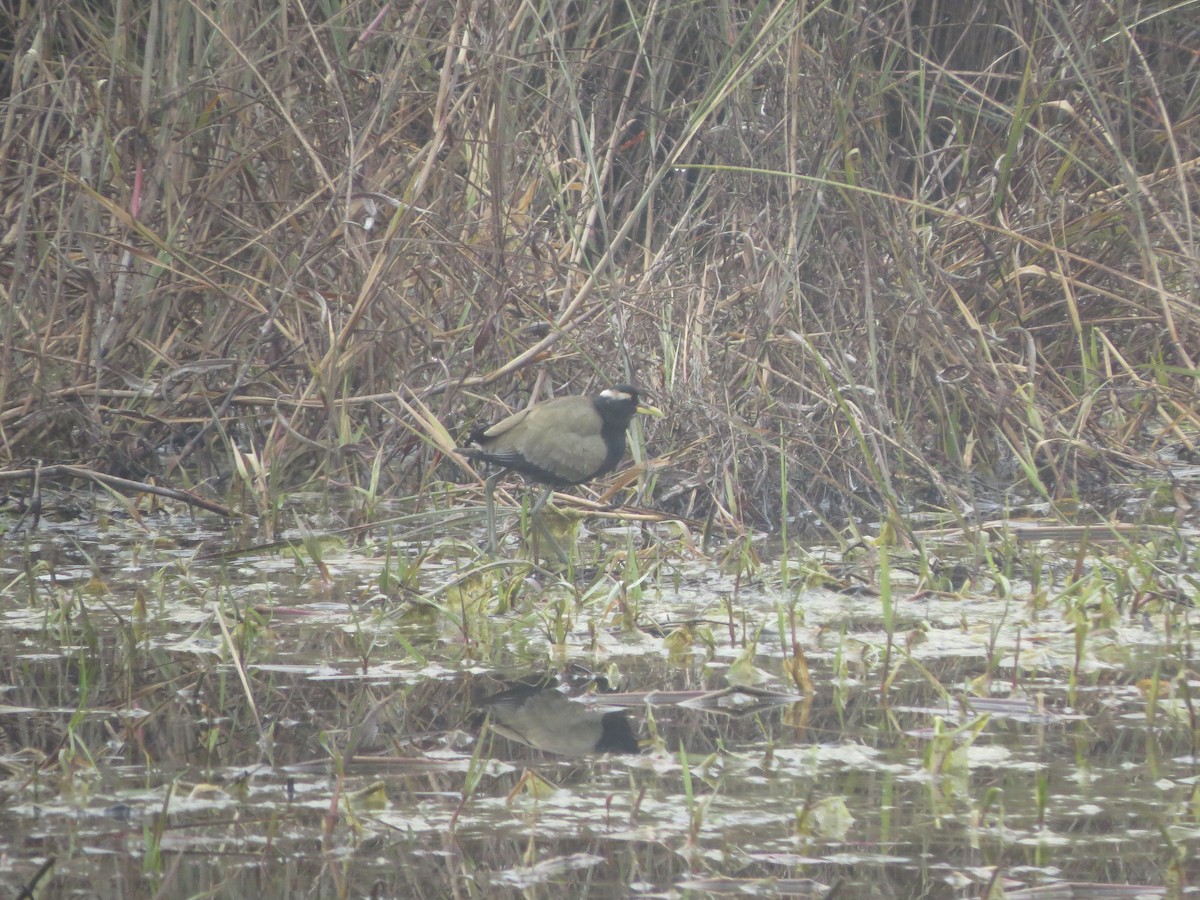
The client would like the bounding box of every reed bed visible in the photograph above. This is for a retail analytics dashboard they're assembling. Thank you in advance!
[2,0,1196,536]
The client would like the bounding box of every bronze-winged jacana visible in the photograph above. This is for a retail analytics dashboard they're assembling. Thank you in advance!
[461,384,657,555]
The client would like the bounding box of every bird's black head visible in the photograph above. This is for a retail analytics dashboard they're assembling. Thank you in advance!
[593,384,640,426]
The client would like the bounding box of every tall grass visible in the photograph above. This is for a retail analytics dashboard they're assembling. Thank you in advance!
[1,0,1196,535]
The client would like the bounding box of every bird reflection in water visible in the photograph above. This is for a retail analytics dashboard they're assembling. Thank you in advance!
[479,683,642,756]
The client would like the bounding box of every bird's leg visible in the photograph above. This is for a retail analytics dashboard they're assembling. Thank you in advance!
[485,472,501,556]
[530,485,554,517]
[528,486,570,565]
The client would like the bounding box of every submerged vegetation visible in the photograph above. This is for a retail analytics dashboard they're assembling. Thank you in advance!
[1,0,1198,897]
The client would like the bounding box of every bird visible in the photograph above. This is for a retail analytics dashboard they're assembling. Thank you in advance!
[459,384,656,556]
[479,685,641,756]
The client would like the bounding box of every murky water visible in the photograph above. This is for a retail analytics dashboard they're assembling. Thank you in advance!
[2,504,1197,898]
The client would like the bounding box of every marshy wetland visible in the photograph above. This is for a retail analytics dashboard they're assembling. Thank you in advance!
[2,489,1198,897]
[4,0,1200,896]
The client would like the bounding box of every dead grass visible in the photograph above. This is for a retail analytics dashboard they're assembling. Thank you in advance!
[1,0,1196,536]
